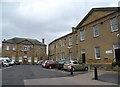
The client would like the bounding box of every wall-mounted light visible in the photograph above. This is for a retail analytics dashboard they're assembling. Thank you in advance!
[117,34,120,37]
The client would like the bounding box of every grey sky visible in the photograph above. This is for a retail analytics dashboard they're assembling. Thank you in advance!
[0,0,119,47]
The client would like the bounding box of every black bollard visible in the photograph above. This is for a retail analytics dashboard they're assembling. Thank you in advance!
[94,67,98,80]
[70,66,74,76]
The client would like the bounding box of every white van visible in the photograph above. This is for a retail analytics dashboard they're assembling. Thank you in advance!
[0,57,10,67]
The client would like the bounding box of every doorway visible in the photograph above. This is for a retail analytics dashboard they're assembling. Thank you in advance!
[81,49,86,63]
[82,53,86,63]
[23,56,28,64]
[115,49,120,62]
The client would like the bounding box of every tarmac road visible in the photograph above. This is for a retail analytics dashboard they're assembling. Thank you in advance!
[2,65,68,86]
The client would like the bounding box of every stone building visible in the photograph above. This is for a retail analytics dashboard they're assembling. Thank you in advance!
[2,37,47,64]
[49,28,78,61]
[49,7,120,66]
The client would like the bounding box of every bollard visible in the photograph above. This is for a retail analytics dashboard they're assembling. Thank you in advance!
[70,66,74,76]
[94,67,98,80]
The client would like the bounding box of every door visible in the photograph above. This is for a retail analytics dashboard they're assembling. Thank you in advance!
[115,49,120,62]
[82,53,86,63]
[23,56,28,64]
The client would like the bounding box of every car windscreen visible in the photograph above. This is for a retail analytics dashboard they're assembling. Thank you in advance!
[73,62,78,64]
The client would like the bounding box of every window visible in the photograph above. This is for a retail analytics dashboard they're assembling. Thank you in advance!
[95,47,100,59]
[110,17,118,32]
[6,44,9,50]
[80,30,85,41]
[34,46,38,52]
[81,49,85,54]
[24,51,27,54]
[40,47,44,52]
[57,53,60,60]
[23,45,30,51]
[93,25,99,37]
[28,57,31,62]
[34,57,38,62]
[59,40,62,47]
[12,56,15,61]
[69,52,72,60]
[76,35,78,44]
[69,36,72,46]
[61,52,65,60]
[13,44,16,51]
[19,57,22,62]
[76,51,78,61]
[56,43,58,48]
[63,39,66,46]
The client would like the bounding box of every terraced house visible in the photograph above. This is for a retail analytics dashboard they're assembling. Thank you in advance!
[2,37,47,64]
[48,28,78,61]
[49,7,120,66]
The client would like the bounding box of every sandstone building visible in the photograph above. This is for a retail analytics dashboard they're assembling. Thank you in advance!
[2,37,46,64]
[49,7,120,65]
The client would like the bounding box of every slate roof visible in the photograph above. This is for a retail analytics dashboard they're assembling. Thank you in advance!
[76,7,120,28]
[2,37,46,46]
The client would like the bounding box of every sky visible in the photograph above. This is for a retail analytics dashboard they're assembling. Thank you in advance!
[0,0,120,49]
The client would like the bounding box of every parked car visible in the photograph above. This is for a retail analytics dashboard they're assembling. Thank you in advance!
[56,60,66,70]
[0,57,10,67]
[9,61,15,66]
[42,60,57,69]
[63,60,88,71]
[2,61,10,67]
[15,61,21,65]
[36,60,43,65]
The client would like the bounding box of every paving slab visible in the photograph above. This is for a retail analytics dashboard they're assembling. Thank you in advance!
[24,70,119,85]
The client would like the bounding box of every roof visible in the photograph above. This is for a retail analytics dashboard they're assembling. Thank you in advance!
[49,32,74,45]
[76,7,120,28]
[2,37,46,46]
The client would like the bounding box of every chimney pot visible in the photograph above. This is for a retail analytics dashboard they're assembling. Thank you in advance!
[42,38,45,43]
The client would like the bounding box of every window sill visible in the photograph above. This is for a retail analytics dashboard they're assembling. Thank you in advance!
[80,40,85,42]
[111,29,118,33]
[13,50,16,52]
[95,58,101,60]
[93,35,99,38]
[5,50,10,51]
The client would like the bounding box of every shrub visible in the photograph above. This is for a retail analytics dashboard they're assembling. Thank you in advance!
[116,60,120,67]
[112,62,117,67]
[112,61,120,67]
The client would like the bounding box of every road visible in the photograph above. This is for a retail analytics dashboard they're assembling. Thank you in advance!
[2,65,119,87]
[2,65,69,86]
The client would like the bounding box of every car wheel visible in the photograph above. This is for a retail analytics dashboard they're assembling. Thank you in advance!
[85,67,88,71]
[49,66,52,69]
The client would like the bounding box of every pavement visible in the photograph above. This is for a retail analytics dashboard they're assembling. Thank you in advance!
[24,70,120,86]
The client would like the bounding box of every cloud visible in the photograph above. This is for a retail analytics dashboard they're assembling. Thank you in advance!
[1,0,120,46]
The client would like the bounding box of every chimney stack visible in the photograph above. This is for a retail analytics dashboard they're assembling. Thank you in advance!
[3,39,6,41]
[42,38,45,43]
[72,27,77,33]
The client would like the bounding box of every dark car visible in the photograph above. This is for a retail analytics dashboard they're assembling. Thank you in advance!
[42,60,57,69]
[56,61,66,70]
[15,61,21,65]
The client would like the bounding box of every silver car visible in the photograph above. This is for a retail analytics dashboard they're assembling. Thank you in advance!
[63,60,88,71]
